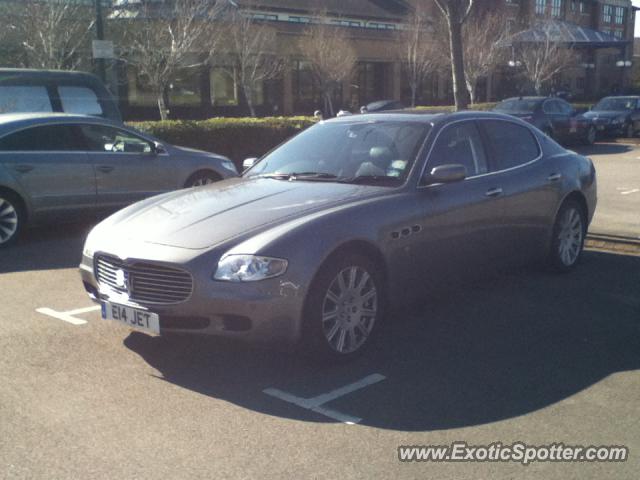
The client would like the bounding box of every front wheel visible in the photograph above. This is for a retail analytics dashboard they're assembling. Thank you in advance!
[185,170,221,188]
[548,200,586,272]
[625,122,635,139]
[0,192,23,248]
[584,126,596,145]
[302,254,384,362]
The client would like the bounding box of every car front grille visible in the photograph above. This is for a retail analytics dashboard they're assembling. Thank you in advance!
[95,255,193,305]
[594,118,611,125]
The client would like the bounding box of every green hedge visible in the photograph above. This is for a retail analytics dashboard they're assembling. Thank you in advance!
[128,117,317,169]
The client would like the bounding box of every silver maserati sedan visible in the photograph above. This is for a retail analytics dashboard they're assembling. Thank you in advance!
[0,113,238,246]
[80,111,597,361]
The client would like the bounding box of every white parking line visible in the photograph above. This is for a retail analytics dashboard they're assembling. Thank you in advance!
[36,305,101,325]
[263,373,386,425]
[620,188,639,195]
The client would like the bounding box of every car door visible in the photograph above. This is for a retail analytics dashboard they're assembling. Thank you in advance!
[413,120,506,280]
[478,119,555,264]
[79,124,179,209]
[0,123,96,219]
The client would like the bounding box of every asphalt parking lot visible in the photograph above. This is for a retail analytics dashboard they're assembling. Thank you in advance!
[1,143,639,480]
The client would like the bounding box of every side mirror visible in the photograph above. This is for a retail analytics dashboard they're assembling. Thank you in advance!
[423,164,467,185]
[242,157,258,171]
[153,142,166,155]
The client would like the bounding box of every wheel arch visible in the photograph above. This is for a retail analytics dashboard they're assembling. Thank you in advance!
[183,169,223,188]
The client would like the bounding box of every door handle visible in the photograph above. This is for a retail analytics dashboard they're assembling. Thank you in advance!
[485,187,503,197]
[13,165,34,173]
[547,173,562,182]
[97,165,114,173]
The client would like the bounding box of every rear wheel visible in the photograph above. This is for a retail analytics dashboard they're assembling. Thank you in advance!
[185,170,221,188]
[548,200,586,272]
[0,192,23,248]
[302,254,384,362]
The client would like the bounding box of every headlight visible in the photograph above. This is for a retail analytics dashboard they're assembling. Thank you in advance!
[221,159,237,173]
[214,254,288,282]
[83,245,94,259]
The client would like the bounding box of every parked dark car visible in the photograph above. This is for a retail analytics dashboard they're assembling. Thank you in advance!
[493,97,596,145]
[0,114,237,247]
[80,111,597,361]
[0,68,121,123]
[582,96,640,138]
[362,99,404,113]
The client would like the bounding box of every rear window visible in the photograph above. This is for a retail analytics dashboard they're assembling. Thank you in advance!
[495,99,540,114]
[480,120,540,170]
[0,86,52,113]
[58,86,103,116]
[0,125,85,151]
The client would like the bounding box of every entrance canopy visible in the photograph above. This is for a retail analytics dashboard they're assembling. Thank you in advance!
[507,20,629,48]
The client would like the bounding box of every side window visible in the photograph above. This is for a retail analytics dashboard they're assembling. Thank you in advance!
[0,125,84,151]
[427,122,488,177]
[480,120,540,170]
[58,86,104,116]
[0,86,52,113]
[79,125,153,154]
[542,101,558,114]
[557,100,573,115]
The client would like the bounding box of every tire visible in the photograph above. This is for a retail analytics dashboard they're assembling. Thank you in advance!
[301,253,385,363]
[625,122,635,139]
[584,126,596,145]
[548,199,586,273]
[184,170,221,188]
[0,191,24,248]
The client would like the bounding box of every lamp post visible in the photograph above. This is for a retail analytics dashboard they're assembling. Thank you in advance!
[95,0,106,83]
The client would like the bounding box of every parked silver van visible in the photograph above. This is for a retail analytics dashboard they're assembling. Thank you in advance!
[0,69,121,123]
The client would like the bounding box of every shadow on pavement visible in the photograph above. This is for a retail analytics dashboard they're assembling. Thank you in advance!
[0,222,94,273]
[124,250,640,431]
[575,143,633,156]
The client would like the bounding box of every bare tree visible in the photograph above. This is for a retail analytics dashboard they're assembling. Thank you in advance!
[113,0,225,120]
[298,13,357,117]
[7,0,95,70]
[225,9,283,117]
[433,0,475,111]
[462,10,509,104]
[512,21,576,95]
[397,5,443,107]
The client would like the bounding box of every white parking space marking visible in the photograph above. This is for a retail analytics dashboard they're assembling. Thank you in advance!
[620,188,639,195]
[263,373,386,425]
[36,305,101,326]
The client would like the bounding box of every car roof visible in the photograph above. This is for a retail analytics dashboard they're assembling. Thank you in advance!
[0,113,123,137]
[599,95,640,100]
[499,96,547,102]
[0,68,101,81]
[322,110,525,127]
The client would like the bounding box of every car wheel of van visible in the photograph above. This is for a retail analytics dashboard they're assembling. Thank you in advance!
[625,123,635,138]
[584,126,596,145]
[0,192,23,248]
[185,170,221,188]
[302,254,384,362]
[548,199,586,273]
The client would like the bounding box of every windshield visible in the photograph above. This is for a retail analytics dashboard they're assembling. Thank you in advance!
[246,120,430,184]
[494,99,540,113]
[594,97,638,111]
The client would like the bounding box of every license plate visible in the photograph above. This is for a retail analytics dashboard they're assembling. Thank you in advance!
[101,301,160,334]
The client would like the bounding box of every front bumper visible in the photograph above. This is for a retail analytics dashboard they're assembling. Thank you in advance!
[79,251,306,346]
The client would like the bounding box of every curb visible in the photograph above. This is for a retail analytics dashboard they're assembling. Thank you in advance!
[585,233,640,255]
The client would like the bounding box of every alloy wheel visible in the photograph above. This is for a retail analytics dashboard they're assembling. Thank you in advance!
[556,207,583,267]
[0,197,19,245]
[586,126,596,144]
[321,266,378,354]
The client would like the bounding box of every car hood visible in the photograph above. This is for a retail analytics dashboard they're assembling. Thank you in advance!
[583,110,628,119]
[169,144,227,158]
[100,177,387,249]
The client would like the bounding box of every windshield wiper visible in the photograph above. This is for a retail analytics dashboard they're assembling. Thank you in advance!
[338,175,400,185]
[257,172,339,181]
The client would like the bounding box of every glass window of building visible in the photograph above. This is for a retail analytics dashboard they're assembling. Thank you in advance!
[127,69,157,107]
[168,69,202,107]
[210,67,239,106]
[603,5,613,23]
[551,0,562,17]
[535,0,546,15]
[615,7,625,25]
